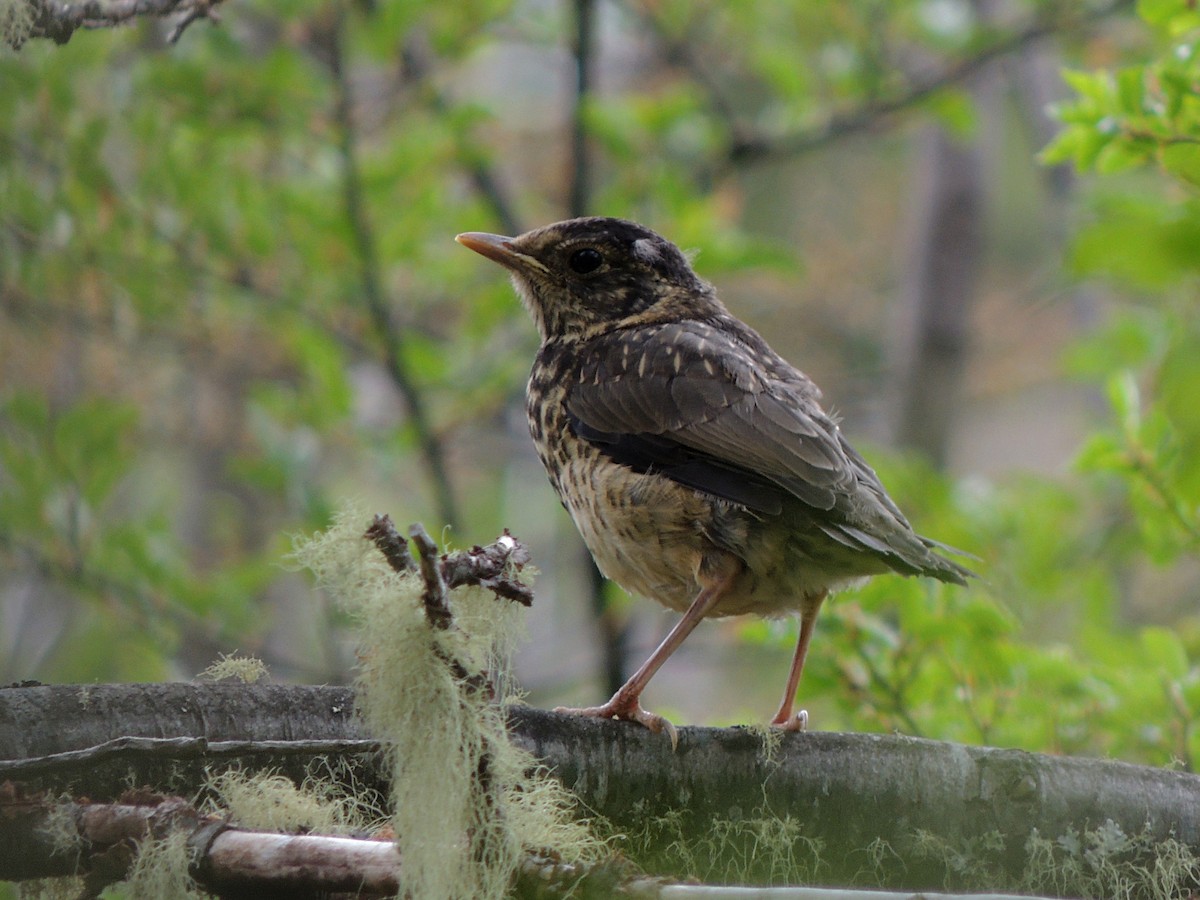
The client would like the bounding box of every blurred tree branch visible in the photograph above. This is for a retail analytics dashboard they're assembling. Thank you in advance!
[323,11,462,530]
[0,530,230,654]
[726,0,1135,166]
[568,0,595,221]
[5,0,222,48]
[626,0,1134,176]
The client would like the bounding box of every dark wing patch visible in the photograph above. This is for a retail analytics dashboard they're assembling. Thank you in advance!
[567,321,856,512]
[571,418,784,515]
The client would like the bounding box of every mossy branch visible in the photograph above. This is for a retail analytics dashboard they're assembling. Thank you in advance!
[4,683,1200,894]
[2,0,221,49]
[0,784,403,893]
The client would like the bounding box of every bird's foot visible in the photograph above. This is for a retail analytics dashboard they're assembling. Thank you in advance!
[769,708,808,732]
[554,695,679,749]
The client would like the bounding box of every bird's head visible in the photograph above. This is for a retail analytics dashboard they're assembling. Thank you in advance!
[456,217,718,340]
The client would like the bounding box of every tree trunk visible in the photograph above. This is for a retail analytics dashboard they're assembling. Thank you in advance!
[890,125,983,467]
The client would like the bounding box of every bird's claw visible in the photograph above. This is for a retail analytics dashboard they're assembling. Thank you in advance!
[770,709,808,732]
[553,699,679,750]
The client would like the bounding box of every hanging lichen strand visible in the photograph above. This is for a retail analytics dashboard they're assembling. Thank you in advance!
[292,508,602,900]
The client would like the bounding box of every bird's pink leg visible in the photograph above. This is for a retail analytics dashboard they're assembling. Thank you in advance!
[555,553,741,746]
[770,590,828,731]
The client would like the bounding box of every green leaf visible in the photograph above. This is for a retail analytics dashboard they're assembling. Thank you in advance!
[1094,139,1154,174]
[1074,432,1126,475]
[1063,309,1163,379]
[67,403,136,497]
[1138,0,1188,27]
[1040,124,1113,170]
[926,89,978,138]
[1139,627,1190,678]
[1070,195,1200,289]
[1061,68,1115,106]
[1107,370,1143,437]
[1161,143,1200,187]
[1139,0,1200,31]
[1116,68,1146,116]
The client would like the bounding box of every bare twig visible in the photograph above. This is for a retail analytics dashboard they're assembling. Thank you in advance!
[10,0,221,48]
[363,514,416,573]
[441,530,533,606]
[162,0,214,42]
[362,516,534,606]
[398,519,510,875]
[617,1,752,151]
[408,522,452,629]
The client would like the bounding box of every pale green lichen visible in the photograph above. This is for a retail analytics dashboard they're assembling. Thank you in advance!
[610,806,825,886]
[197,652,269,684]
[1019,820,1200,900]
[118,832,208,899]
[36,797,84,859]
[745,721,784,766]
[203,767,384,836]
[292,507,603,900]
[606,808,1200,899]
[0,0,34,50]
[904,819,1200,899]
[16,877,85,900]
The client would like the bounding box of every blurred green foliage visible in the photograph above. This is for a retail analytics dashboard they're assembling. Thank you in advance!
[1,0,1199,771]
[792,0,1200,765]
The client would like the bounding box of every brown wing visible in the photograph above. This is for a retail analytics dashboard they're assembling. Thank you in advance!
[567,319,870,506]
[567,319,972,583]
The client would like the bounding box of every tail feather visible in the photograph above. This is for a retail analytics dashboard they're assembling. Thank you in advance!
[919,536,976,585]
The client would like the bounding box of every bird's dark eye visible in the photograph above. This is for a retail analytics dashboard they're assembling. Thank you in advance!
[568,247,604,275]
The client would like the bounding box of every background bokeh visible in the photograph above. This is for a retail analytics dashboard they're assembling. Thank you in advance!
[3,0,1200,765]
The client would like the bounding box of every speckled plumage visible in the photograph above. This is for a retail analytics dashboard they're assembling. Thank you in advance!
[457,217,971,736]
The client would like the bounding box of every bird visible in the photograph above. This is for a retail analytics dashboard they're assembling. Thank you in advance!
[456,216,972,738]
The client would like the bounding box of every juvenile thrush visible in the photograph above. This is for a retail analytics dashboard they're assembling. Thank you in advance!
[457,217,971,736]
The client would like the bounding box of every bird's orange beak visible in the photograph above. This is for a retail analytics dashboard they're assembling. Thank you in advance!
[456,232,521,269]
